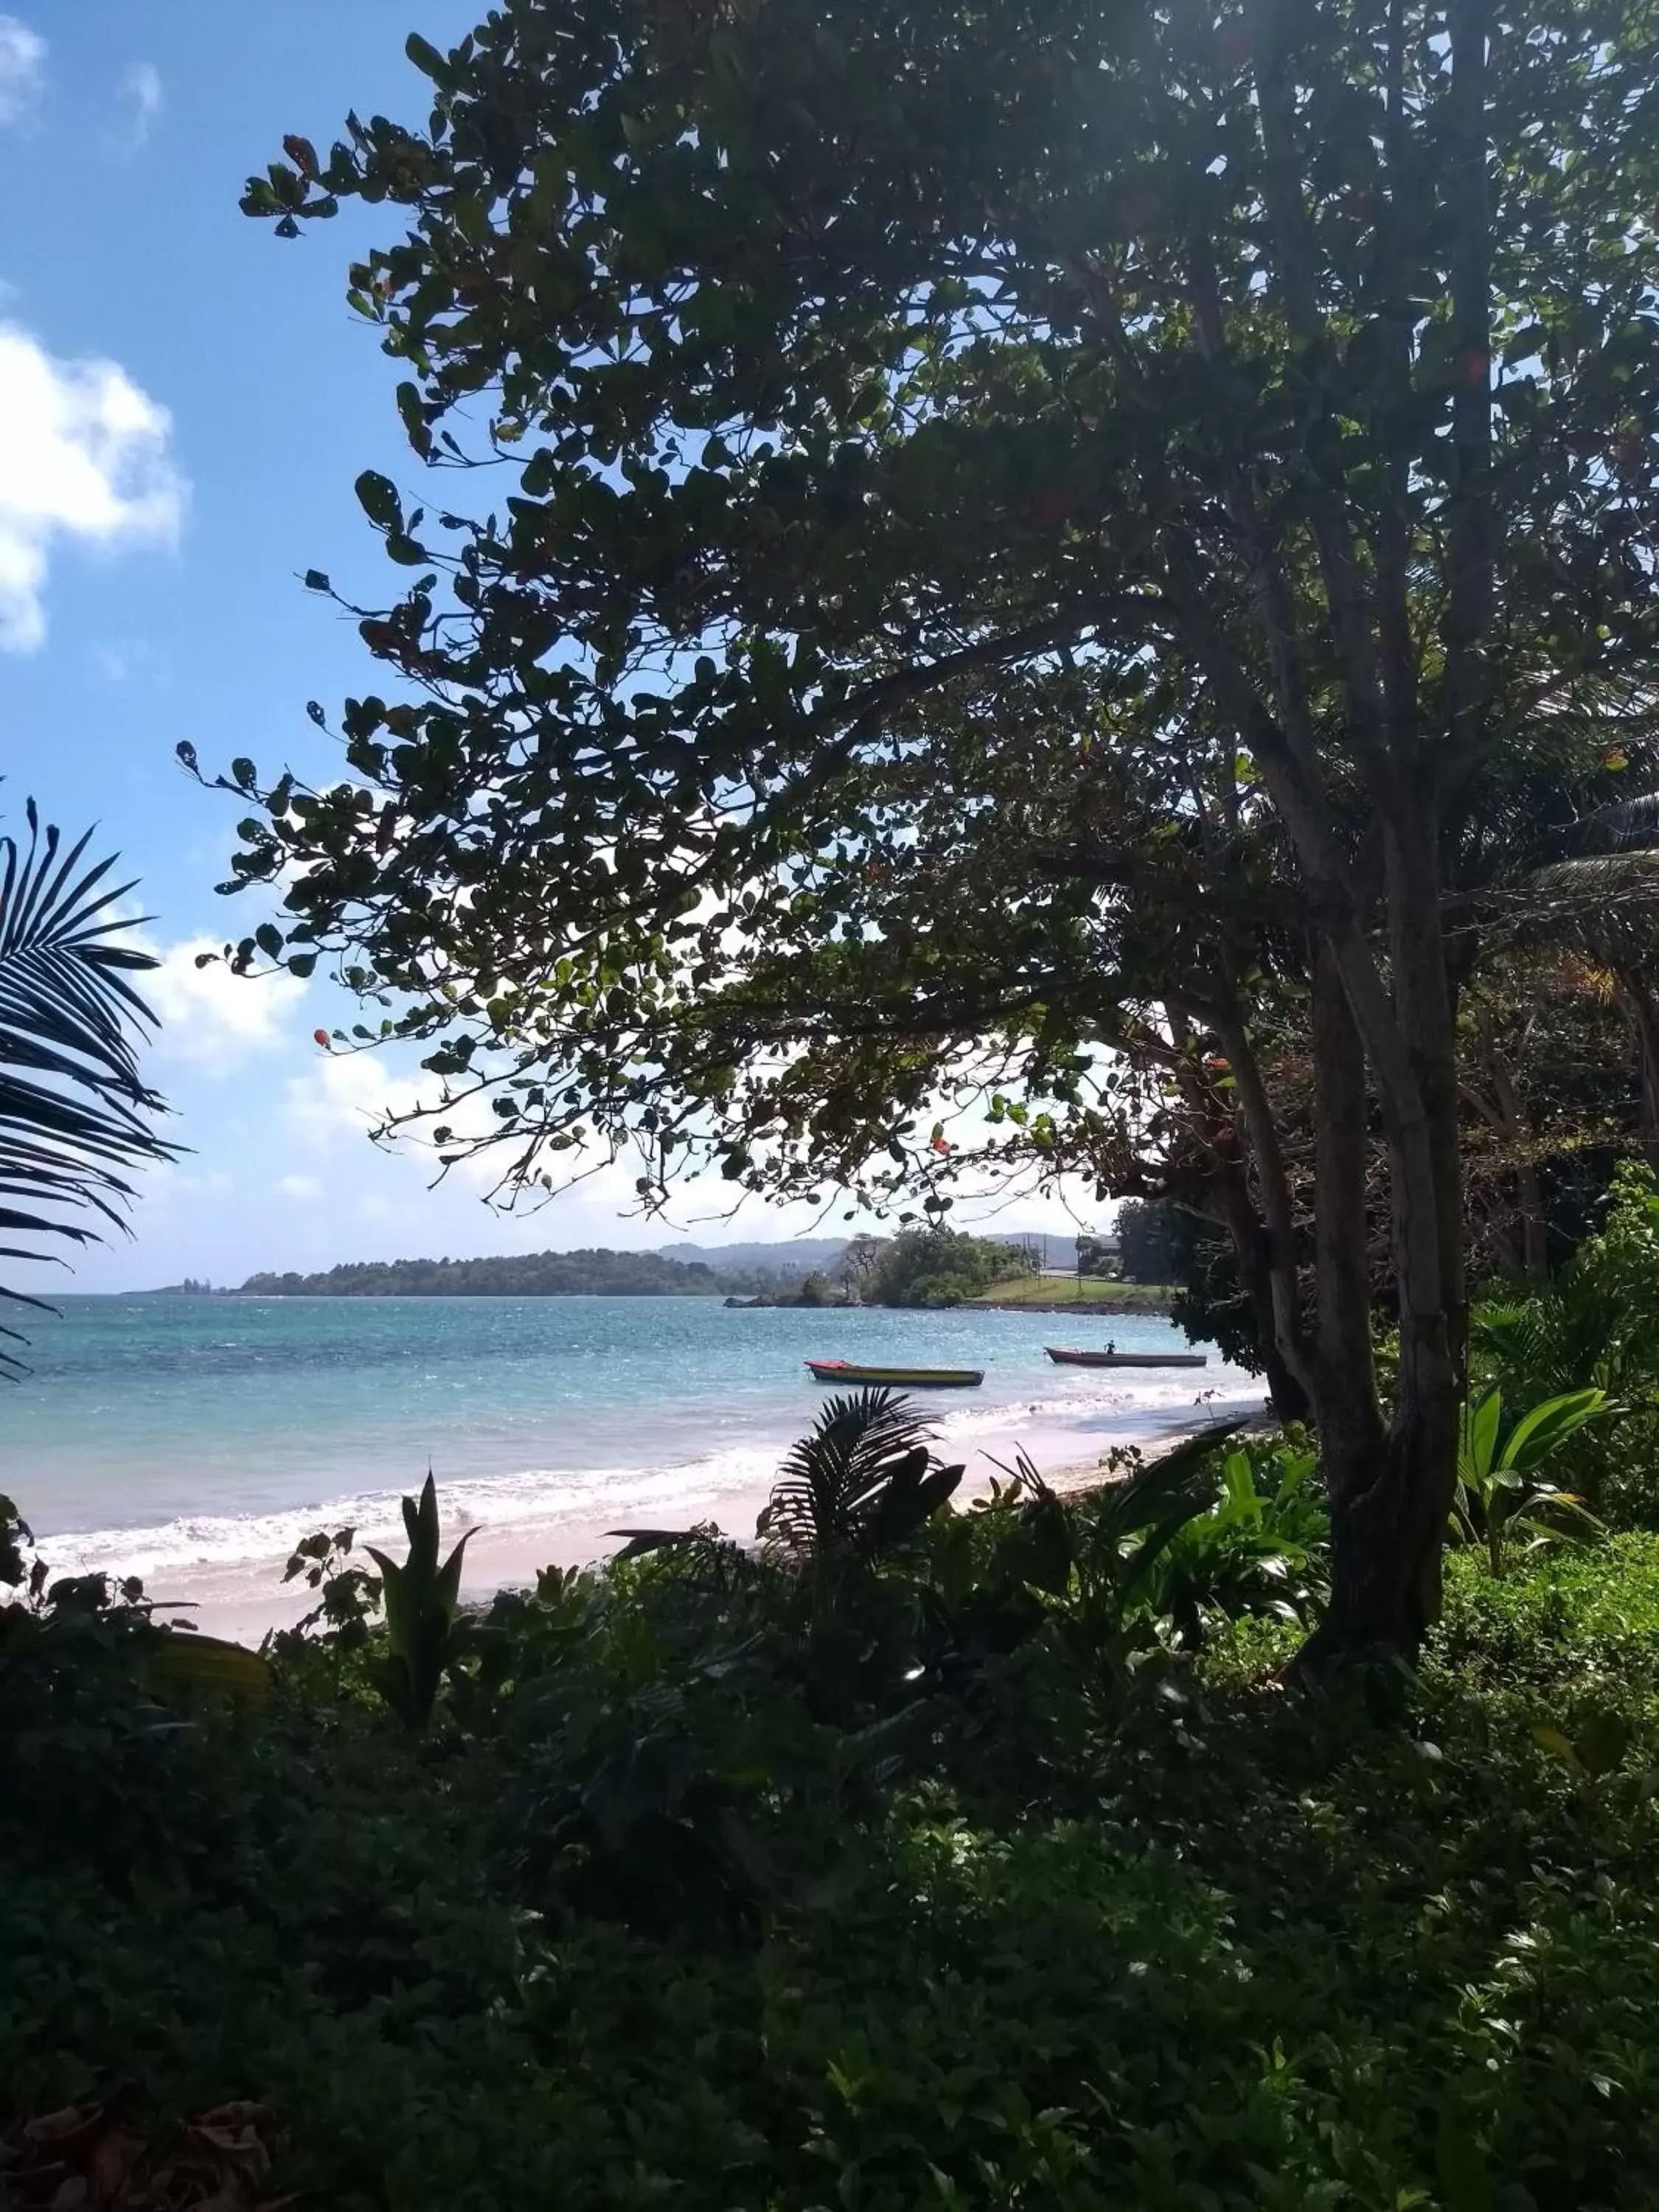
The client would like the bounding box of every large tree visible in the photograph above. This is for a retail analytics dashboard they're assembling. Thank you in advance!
[219,0,1659,1657]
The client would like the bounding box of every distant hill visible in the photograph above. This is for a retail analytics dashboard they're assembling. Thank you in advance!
[655,1238,851,1278]
[236,1230,1099,1299]
[656,1233,1088,1274]
[240,1249,729,1298]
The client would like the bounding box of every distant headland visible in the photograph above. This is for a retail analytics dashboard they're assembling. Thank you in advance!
[182,1227,1172,1312]
[236,1249,760,1299]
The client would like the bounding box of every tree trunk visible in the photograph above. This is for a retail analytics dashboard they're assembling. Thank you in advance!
[1315,818,1464,1662]
[1288,943,1411,1661]
[1307,941,1385,1461]
[1207,1158,1310,1423]
[1516,1158,1548,1284]
[1310,1424,1461,1655]
[1162,997,1312,1423]
[1300,0,1485,1663]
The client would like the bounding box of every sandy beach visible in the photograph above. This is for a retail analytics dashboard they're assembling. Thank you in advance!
[143,1400,1240,1645]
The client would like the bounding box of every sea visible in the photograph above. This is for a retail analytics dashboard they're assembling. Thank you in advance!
[0,1295,1261,1621]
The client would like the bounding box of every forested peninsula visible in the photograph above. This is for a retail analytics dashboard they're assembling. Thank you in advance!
[239,1249,732,1297]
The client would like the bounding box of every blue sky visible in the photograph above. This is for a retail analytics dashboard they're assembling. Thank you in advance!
[1,1,1097,1290]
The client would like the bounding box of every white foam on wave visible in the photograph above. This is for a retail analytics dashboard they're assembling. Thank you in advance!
[33,1364,1267,1590]
[35,1440,790,1585]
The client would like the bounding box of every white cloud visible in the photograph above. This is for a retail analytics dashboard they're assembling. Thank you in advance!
[285,1048,427,1152]
[0,16,44,127]
[144,938,307,1074]
[0,322,186,651]
[141,1162,232,1206]
[277,1173,324,1202]
[88,636,169,684]
[113,60,161,153]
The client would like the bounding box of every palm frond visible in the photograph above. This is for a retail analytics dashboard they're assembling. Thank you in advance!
[0,799,175,1371]
[1561,790,1659,859]
[1480,787,1659,961]
[759,1388,958,1562]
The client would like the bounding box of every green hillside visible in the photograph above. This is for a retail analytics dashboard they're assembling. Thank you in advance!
[973,1276,1175,1310]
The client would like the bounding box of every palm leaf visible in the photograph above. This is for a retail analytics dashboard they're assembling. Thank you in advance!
[0,798,175,1371]
[1106,1421,1249,1597]
[1559,790,1659,860]
[759,1388,947,1561]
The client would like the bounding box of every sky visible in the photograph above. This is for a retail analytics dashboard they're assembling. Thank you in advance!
[1,1,1101,1290]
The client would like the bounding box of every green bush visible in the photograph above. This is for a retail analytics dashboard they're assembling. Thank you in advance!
[7,1440,1659,2207]
[1474,1164,1659,1526]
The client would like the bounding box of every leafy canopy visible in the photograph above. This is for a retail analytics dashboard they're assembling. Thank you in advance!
[218,0,1659,1223]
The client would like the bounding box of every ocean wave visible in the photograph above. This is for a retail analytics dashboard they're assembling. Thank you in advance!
[937,1370,1262,1436]
[31,1367,1266,1590]
[32,1441,794,1585]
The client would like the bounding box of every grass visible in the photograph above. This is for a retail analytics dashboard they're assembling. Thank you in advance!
[971,1273,1175,1308]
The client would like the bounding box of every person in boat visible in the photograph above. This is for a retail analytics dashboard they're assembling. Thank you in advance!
[1106,1339,1116,1354]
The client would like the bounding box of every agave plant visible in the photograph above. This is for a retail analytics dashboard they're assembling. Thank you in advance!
[1,799,173,1372]
[1452,1385,1606,1576]
[365,1473,479,1727]
[757,1388,964,1565]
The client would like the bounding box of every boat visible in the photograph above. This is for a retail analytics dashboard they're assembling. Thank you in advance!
[805,1359,984,1389]
[1045,1347,1208,1368]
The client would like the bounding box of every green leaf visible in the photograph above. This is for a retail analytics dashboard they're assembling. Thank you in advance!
[1500,1388,1607,1475]
[1575,1708,1632,1778]
[396,381,433,459]
[406,32,451,84]
[1530,1722,1580,1769]
[144,1631,273,1705]
[1459,1388,1503,1485]
[0,803,177,1363]
[1435,2109,1492,2212]
[355,470,402,532]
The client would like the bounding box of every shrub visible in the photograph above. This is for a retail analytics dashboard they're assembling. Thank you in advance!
[1474,1164,1659,1525]
[8,1425,1659,2207]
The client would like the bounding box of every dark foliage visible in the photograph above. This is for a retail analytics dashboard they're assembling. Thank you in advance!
[1114,1199,1182,1284]
[757,1388,963,1564]
[5,1422,1659,2205]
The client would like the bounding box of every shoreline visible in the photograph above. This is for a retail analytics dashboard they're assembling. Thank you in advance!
[968,1298,1174,1316]
[123,1398,1261,1646]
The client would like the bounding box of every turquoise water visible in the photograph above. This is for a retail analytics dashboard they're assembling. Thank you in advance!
[0,1295,1255,1579]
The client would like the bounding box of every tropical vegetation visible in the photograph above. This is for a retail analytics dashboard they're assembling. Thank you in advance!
[7,1377,1659,2206]
[855,1227,1036,1307]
